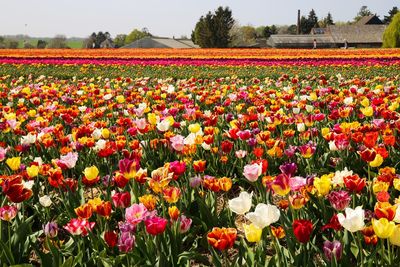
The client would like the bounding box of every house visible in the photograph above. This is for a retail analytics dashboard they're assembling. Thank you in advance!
[100,38,114,48]
[267,15,386,48]
[122,37,199,48]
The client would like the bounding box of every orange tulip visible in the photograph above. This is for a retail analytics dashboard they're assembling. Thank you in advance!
[207,227,237,251]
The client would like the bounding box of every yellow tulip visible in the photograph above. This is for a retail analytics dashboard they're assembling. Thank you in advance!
[83,166,99,181]
[6,157,21,171]
[147,113,158,125]
[393,179,400,191]
[373,180,389,194]
[369,154,383,168]
[188,123,201,133]
[389,225,400,246]
[26,165,39,178]
[360,106,373,117]
[372,218,395,239]
[360,98,370,107]
[101,128,110,139]
[313,175,332,196]
[243,223,262,243]
[116,95,125,103]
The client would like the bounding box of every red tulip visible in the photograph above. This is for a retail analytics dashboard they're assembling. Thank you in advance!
[97,201,112,218]
[343,175,366,193]
[292,219,313,243]
[144,216,168,235]
[104,231,118,248]
[112,192,131,208]
[2,175,32,203]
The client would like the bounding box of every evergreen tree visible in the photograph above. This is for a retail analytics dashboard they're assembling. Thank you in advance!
[383,7,399,24]
[192,6,234,48]
[325,12,334,25]
[300,9,319,34]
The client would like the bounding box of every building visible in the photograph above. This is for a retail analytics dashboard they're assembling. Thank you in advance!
[100,38,115,48]
[267,15,386,48]
[122,37,199,48]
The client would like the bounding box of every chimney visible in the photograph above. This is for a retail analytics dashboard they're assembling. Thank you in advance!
[297,10,301,35]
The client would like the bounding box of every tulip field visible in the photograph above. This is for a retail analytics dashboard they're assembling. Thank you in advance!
[1,48,400,266]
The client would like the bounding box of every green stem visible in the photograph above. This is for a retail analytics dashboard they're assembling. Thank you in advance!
[387,238,392,265]
[357,232,364,267]
[268,227,282,265]
[8,222,11,253]
[381,239,386,264]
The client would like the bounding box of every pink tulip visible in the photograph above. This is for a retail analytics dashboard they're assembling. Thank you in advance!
[243,163,262,182]
[125,203,148,226]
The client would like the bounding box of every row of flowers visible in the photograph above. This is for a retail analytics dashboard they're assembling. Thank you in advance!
[0,70,400,265]
[1,48,399,59]
[1,57,400,66]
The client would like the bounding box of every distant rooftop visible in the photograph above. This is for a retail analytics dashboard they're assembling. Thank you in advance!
[122,37,199,49]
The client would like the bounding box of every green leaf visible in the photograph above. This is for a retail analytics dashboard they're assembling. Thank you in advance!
[178,251,209,265]
[0,238,15,265]
[60,257,74,267]
[350,242,359,258]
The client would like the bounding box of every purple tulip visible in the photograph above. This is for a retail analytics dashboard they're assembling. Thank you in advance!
[323,240,342,262]
[279,162,297,177]
[284,145,297,158]
[118,232,135,253]
[246,138,257,147]
[43,221,58,238]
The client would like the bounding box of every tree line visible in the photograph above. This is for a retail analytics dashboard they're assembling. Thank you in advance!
[191,5,399,48]
[0,6,398,49]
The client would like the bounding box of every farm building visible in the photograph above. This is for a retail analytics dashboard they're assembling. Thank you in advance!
[122,37,199,48]
[267,15,387,48]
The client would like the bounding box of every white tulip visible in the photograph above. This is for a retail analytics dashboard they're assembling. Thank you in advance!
[156,119,170,132]
[245,203,280,229]
[39,195,52,207]
[338,206,365,232]
[297,123,305,132]
[329,141,338,151]
[228,192,253,215]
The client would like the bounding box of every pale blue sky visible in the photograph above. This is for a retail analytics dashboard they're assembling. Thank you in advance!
[0,0,398,38]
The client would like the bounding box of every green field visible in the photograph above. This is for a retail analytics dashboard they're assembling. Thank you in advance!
[16,38,84,49]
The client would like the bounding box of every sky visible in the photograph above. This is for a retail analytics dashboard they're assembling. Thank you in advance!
[0,0,398,38]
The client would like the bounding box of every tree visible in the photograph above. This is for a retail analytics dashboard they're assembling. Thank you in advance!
[325,12,334,25]
[7,40,19,49]
[300,9,319,34]
[113,34,127,48]
[230,24,257,46]
[383,7,399,24]
[125,29,150,45]
[193,12,215,47]
[23,42,35,49]
[83,32,111,48]
[213,6,235,47]
[383,12,400,47]
[37,39,47,49]
[192,6,234,48]
[48,35,68,48]
[354,6,373,22]
[241,26,257,41]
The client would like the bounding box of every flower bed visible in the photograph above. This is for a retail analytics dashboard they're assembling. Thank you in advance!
[1,49,400,266]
